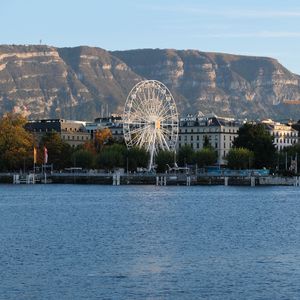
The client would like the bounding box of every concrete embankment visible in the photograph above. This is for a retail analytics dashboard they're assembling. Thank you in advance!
[1,173,300,186]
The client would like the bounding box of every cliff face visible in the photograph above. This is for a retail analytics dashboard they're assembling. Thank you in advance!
[1,45,300,120]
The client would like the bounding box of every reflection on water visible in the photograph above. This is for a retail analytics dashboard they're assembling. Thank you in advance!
[0,185,300,299]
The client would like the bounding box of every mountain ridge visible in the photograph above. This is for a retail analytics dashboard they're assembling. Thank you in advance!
[1,44,300,120]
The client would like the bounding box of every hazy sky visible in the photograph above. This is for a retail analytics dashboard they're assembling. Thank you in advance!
[1,0,300,73]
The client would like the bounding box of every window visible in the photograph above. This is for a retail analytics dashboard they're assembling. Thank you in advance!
[191,136,193,141]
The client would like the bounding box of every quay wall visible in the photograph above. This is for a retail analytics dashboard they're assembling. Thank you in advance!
[0,173,299,186]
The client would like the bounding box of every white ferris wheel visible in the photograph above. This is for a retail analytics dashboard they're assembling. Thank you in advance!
[123,80,179,171]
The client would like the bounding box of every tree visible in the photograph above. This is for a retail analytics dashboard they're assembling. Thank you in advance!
[177,145,194,166]
[0,113,34,171]
[97,144,126,171]
[203,135,212,149]
[156,150,175,173]
[194,148,217,167]
[94,128,113,152]
[233,123,276,169]
[126,147,149,172]
[278,144,300,174]
[39,132,72,170]
[226,148,254,169]
[71,149,95,169]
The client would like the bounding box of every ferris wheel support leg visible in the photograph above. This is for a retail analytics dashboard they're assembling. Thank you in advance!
[148,132,156,171]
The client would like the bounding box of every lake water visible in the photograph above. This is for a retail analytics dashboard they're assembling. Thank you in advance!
[0,184,300,299]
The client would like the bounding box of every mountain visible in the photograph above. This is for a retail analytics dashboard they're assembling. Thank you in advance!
[1,45,300,120]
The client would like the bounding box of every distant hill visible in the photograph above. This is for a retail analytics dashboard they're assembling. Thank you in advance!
[1,45,300,120]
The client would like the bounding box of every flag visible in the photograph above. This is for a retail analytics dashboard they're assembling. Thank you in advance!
[33,147,37,164]
[44,146,48,164]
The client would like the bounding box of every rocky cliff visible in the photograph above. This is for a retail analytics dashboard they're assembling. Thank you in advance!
[1,45,300,120]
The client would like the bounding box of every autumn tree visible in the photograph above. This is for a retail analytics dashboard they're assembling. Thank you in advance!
[94,128,113,152]
[0,113,34,171]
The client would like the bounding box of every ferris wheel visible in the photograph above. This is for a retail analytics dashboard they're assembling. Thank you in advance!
[123,80,179,171]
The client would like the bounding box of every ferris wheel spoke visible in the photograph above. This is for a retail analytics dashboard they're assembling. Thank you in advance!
[131,99,149,119]
[158,108,172,120]
[128,126,148,136]
[157,130,170,151]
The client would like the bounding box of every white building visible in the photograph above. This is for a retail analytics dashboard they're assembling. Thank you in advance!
[177,113,243,164]
[261,119,298,151]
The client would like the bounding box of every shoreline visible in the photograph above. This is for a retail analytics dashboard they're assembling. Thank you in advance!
[1,173,299,187]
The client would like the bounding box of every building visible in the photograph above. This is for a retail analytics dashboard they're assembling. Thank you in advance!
[85,114,123,141]
[261,119,298,151]
[177,113,242,164]
[291,120,300,144]
[25,119,90,147]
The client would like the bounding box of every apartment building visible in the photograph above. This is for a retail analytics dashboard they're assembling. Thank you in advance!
[177,113,242,164]
[261,119,298,150]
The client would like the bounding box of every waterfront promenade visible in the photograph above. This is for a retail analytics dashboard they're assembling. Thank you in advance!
[1,172,299,186]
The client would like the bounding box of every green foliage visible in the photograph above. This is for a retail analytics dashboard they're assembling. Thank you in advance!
[156,150,175,173]
[40,132,72,170]
[126,147,149,172]
[177,145,194,166]
[277,144,300,174]
[0,113,34,171]
[194,148,217,167]
[203,135,212,149]
[97,144,126,171]
[233,123,276,169]
[226,148,254,169]
[71,149,95,169]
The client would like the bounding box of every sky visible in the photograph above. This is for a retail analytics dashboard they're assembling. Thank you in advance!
[1,0,300,73]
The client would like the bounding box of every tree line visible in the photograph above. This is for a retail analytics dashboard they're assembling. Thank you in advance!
[0,113,300,174]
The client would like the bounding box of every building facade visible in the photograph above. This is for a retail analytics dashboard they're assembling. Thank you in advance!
[25,119,90,147]
[177,113,242,164]
[262,119,298,151]
[85,115,123,141]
